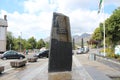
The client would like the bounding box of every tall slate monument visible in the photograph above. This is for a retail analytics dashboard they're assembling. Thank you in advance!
[48,12,72,72]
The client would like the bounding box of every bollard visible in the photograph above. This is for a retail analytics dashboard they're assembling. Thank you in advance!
[89,53,96,61]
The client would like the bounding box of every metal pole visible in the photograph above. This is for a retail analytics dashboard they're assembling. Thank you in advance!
[73,38,75,50]
[20,32,22,52]
[103,21,106,56]
[10,44,11,50]
[103,0,106,56]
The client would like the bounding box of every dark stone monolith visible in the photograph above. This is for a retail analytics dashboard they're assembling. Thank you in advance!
[81,38,84,53]
[48,12,72,72]
[81,38,84,49]
[72,38,75,50]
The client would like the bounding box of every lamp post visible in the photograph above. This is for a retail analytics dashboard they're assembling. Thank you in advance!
[10,44,11,50]
[20,32,22,52]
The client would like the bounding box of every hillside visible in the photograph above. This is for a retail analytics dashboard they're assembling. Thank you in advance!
[73,33,91,46]
[44,33,92,46]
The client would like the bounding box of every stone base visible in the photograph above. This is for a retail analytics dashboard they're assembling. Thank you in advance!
[0,66,4,73]
[27,57,38,62]
[48,71,72,80]
[10,60,27,68]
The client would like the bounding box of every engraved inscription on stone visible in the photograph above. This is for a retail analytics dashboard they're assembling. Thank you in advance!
[57,28,67,34]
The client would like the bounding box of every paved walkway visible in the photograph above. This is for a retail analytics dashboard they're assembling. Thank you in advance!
[0,51,120,80]
[74,52,120,80]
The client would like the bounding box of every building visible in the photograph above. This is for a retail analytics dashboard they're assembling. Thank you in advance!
[0,15,8,53]
[115,45,120,55]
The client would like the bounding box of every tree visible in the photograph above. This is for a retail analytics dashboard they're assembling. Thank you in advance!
[6,32,50,51]
[91,22,107,48]
[36,39,45,49]
[92,27,102,41]
[13,38,20,51]
[45,42,50,49]
[105,7,120,47]
[21,39,30,50]
[6,31,15,50]
[92,7,120,48]
[25,41,32,50]
[27,37,37,49]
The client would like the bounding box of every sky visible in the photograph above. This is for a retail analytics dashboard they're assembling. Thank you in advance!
[0,0,120,40]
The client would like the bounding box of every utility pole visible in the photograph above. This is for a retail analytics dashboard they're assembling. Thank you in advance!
[81,38,84,53]
[81,38,84,48]
[10,44,11,50]
[72,38,75,50]
[20,32,22,52]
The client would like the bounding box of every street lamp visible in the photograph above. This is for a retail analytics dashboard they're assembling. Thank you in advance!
[20,32,22,52]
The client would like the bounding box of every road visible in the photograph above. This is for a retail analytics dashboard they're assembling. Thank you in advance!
[0,57,48,80]
[0,52,93,80]
[0,50,120,80]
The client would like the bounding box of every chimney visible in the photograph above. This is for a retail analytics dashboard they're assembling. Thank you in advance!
[4,15,7,21]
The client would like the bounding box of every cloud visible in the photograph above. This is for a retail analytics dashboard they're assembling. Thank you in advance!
[23,0,57,14]
[68,9,110,35]
[57,0,98,12]
[0,10,53,40]
[0,0,118,40]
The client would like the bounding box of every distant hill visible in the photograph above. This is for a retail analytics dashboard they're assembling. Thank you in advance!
[44,33,92,46]
[73,33,91,46]
[80,33,91,38]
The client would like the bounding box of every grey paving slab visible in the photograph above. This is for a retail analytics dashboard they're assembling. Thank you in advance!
[0,51,120,80]
[85,66,112,80]
[73,56,93,80]
[96,56,120,71]
[75,53,120,80]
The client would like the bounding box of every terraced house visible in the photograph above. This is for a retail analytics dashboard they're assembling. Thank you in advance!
[0,15,8,53]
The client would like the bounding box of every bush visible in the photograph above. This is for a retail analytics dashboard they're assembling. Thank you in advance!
[100,48,115,58]
[100,48,120,59]
[115,54,120,59]
[106,53,115,58]
[92,45,97,48]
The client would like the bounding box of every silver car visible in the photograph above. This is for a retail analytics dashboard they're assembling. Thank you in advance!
[77,48,84,54]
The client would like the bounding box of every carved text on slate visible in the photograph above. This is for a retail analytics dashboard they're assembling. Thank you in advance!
[57,28,67,34]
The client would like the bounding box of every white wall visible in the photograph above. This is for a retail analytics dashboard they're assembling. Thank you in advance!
[0,27,6,40]
[0,40,6,52]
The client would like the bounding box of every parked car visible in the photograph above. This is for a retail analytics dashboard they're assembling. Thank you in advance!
[34,50,49,58]
[1,50,25,60]
[77,48,84,54]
